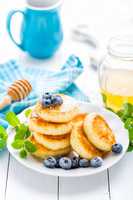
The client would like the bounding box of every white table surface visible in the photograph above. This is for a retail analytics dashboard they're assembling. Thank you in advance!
[0,0,133,199]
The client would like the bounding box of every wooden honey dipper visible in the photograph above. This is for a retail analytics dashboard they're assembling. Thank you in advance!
[0,79,32,109]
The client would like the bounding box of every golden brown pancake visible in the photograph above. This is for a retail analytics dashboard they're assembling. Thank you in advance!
[34,94,79,123]
[83,113,116,151]
[70,122,102,159]
[29,115,72,135]
[33,132,70,150]
[29,136,71,159]
[72,113,87,126]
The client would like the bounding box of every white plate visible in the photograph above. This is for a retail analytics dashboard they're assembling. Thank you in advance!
[7,102,129,177]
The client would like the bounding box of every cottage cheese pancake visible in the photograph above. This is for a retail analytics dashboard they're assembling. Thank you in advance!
[72,113,87,126]
[33,132,70,150]
[29,136,71,159]
[71,123,102,159]
[34,94,79,123]
[29,114,72,135]
[83,113,116,151]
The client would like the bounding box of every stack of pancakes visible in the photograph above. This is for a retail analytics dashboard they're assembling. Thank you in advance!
[29,95,79,159]
[28,94,116,160]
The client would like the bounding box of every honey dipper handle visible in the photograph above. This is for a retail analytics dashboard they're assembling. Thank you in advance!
[0,95,12,110]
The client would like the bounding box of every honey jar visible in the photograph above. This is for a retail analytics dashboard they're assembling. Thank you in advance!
[99,36,133,111]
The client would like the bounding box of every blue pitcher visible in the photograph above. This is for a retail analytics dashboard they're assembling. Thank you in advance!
[6,0,63,59]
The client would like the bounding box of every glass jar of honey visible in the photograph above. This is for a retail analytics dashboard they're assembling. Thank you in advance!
[99,36,133,112]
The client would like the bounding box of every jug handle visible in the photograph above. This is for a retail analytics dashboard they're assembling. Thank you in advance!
[6,10,25,50]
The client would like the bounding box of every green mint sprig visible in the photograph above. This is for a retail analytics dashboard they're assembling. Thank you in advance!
[107,103,133,152]
[6,111,37,158]
[0,126,8,150]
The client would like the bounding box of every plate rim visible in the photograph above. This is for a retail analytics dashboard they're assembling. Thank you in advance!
[7,101,129,177]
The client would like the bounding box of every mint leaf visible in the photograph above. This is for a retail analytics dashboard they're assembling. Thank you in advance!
[25,128,31,138]
[11,139,24,149]
[0,138,6,149]
[24,141,37,153]
[7,111,35,157]
[0,126,8,150]
[19,149,27,158]
[122,103,133,117]
[25,109,32,117]
[6,111,20,127]
[15,132,25,140]
[124,118,133,129]
[128,128,133,141]
[127,145,133,152]
[15,124,29,140]
[116,103,133,151]
[117,110,124,118]
[0,126,8,141]
[16,124,28,134]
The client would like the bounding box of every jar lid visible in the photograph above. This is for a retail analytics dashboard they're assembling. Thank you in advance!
[108,35,133,60]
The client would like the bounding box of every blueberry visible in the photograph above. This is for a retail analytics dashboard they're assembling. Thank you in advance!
[42,98,52,107]
[43,156,57,168]
[71,157,79,168]
[43,92,52,99]
[79,158,89,167]
[52,95,63,106]
[90,157,103,168]
[45,92,50,95]
[55,156,62,168]
[59,157,72,170]
[112,143,123,154]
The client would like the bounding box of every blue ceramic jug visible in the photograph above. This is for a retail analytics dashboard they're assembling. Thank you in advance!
[6,0,63,59]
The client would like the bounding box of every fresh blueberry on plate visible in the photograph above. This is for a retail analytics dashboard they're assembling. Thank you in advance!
[52,95,63,106]
[55,156,62,168]
[112,143,123,154]
[71,156,79,168]
[90,157,103,168]
[59,157,72,170]
[79,158,89,167]
[43,156,57,168]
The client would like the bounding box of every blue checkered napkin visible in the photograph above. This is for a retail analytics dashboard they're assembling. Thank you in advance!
[23,54,84,93]
[0,55,89,128]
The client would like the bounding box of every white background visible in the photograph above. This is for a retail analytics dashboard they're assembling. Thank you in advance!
[0,0,133,200]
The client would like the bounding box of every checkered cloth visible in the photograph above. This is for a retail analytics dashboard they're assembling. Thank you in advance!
[0,55,89,128]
